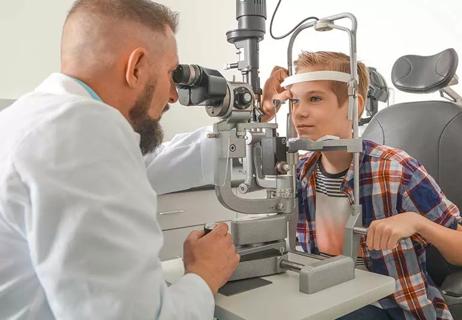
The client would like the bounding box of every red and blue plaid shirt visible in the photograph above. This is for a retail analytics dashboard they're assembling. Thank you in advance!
[296,139,461,320]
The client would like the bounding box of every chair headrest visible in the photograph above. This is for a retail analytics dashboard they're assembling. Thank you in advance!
[391,48,458,93]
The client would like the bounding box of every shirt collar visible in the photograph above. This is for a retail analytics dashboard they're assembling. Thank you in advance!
[299,140,371,194]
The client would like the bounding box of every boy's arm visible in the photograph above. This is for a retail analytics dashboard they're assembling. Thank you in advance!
[367,160,462,264]
[367,212,462,265]
[417,218,462,265]
[364,161,461,318]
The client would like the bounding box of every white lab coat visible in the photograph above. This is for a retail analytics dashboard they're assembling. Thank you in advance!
[0,73,215,319]
[144,126,216,195]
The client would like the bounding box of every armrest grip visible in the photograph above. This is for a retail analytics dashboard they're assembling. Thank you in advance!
[442,271,462,298]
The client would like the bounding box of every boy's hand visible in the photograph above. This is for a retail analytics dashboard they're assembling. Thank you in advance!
[366,212,425,250]
[261,66,290,122]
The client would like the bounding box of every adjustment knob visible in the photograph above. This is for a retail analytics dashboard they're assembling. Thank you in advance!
[233,87,253,109]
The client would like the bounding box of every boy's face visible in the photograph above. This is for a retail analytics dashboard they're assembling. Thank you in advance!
[290,68,353,141]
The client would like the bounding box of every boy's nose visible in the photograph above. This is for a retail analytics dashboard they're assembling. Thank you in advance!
[293,105,309,120]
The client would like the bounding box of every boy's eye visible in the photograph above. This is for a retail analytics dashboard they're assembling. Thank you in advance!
[310,96,322,102]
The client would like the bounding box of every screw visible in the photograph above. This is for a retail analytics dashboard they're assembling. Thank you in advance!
[238,183,249,194]
[276,202,285,211]
[229,144,236,152]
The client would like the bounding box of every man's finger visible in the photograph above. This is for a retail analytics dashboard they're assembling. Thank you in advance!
[273,90,292,103]
[187,230,205,241]
[209,223,229,237]
[271,65,286,73]
[275,68,289,82]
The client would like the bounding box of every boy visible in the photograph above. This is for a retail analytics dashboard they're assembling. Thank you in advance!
[264,51,461,319]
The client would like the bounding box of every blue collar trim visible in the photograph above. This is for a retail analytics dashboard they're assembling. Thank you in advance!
[74,78,102,102]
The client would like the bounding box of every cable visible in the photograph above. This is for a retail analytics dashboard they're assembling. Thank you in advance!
[269,0,319,40]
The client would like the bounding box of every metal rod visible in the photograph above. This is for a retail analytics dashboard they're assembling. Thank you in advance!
[353,227,367,235]
[238,242,285,256]
[279,259,304,272]
[286,14,360,209]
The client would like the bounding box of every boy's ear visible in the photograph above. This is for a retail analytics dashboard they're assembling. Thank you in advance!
[357,94,365,118]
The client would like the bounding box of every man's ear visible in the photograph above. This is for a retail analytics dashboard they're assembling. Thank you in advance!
[125,47,147,88]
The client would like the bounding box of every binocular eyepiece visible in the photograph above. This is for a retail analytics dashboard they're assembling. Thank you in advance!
[172,64,204,86]
[171,64,229,108]
[172,63,254,119]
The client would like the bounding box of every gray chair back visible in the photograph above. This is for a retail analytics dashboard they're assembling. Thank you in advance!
[363,100,462,210]
[363,48,462,317]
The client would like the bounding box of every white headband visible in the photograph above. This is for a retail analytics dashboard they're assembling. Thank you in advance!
[281,71,351,88]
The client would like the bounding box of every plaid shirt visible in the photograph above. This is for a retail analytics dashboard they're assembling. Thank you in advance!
[297,139,461,320]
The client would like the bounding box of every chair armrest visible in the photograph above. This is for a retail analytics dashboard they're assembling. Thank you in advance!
[442,271,462,298]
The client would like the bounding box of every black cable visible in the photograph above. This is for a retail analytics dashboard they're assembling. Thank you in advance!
[269,0,319,40]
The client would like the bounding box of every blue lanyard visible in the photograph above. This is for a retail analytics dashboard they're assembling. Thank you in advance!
[74,78,103,102]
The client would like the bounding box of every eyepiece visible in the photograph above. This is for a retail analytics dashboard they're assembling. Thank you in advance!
[172,64,203,86]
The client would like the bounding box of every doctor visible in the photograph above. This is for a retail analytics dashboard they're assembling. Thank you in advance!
[0,0,251,319]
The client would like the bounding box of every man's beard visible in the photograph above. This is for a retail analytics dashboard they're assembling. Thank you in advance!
[129,81,166,155]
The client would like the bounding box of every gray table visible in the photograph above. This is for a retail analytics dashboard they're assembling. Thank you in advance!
[162,252,395,320]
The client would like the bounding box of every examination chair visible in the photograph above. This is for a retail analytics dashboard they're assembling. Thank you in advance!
[362,48,462,318]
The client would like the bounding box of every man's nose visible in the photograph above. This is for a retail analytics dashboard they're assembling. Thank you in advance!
[169,82,178,103]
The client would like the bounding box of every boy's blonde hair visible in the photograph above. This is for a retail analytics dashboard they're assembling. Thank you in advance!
[295,51,369,110]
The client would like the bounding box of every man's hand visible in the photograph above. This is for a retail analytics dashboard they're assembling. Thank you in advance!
[366,212,425,250]
[261,66,290,122]
[183,223,240,295]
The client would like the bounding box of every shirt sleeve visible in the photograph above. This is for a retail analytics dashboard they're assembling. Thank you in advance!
[370,158,461,318]
[400,159,461,231]
[143,126,217,195]
[13,104,214,320]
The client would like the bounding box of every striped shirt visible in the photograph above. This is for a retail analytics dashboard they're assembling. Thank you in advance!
[315,163,348,197]
[315,163,350,256]
[296,140,461,320]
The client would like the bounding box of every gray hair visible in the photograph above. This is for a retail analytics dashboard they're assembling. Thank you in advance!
[67,0,178,34]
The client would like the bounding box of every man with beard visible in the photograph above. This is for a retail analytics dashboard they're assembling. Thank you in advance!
[0,0,246,319]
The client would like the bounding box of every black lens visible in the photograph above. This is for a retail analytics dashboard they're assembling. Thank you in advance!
[172,64,203,86]
[172,65,189,84]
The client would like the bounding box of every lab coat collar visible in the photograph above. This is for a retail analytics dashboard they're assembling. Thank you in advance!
[34,73,142,146]
[35,73,98,100]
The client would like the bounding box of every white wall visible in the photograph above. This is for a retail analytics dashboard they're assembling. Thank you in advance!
[1,0,461,140]
[0,0,75,98]
[154,0,238,139]
[258,0,462,134]
[258,0,462,103]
